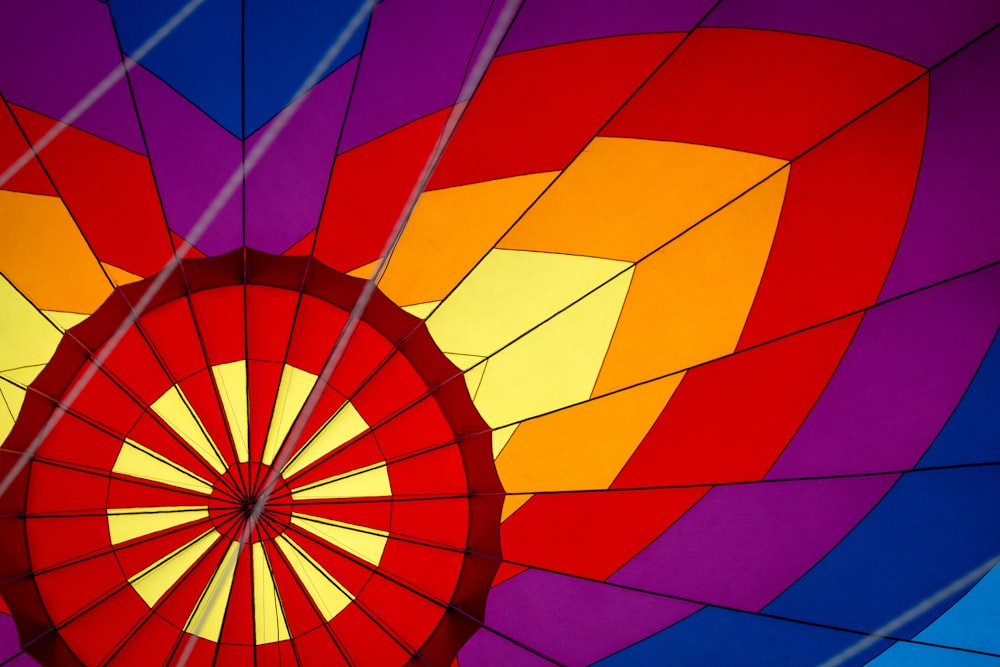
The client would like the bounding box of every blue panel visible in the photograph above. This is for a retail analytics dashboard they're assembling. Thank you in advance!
[594,607,889,667]
[914,562,1000,655]
[919,331,1000,467]
[110,0,242,135]
[110,1,369,137]
[866,643,1000,666]
[765,466,1000,639]
[244,1,368,133]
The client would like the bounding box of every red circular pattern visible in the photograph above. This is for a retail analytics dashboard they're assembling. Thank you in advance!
[0,251,503,667]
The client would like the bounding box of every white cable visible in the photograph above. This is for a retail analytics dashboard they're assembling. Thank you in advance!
[0,0,207,189]
[818,553,1000,667]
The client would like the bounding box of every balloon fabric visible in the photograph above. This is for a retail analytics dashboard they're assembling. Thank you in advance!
[0,1,998,666]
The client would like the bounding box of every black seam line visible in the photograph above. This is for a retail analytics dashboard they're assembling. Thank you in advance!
[263,0,524,510]
[278,523,429,665]
[275,253,1000,489]
[0,514,217,586]
[258,0,706,485]
[283,520,566,667]
[0,388,238,503]
[297,20,1000,472]
[5,374,241,502]
[0,514,234,667]
[100,515,245,667]
[751,45,936,487]
[269,460,1000,507]
[265,536,356,667]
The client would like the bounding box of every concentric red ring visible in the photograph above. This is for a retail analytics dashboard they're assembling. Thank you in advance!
[0,250,503,667]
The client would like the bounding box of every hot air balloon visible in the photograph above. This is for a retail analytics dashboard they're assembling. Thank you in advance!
[1,1,998,665]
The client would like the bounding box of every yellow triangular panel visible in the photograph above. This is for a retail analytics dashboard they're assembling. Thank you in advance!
[130,529,218,607]
[185,542,239,641]
[0,274,63,385]
[42,310,88,331]
[262,365,317,466]
[252,543,292,644]
[291,462,390,501]
[276,534,353,620]
[212,361,249,462]
[470,268,633,427]
[426,248,630,357]
[151,387,228,474]
[107,507,209,545]
[291,514,388,566]
[281,401,368,479]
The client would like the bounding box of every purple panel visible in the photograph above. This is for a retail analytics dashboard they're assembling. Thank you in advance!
[469,569,699,666]
[129,64,242,256]
[498,0,714,54]
[769,265,1000,479]
[338,0,494,151]
[0,0,144,154]
[245,58,357,253]
[881,29,1000,299]
[609,476,897,611]
[0,613,38,666]
[705,0,1000,67]
[458,628,563,667]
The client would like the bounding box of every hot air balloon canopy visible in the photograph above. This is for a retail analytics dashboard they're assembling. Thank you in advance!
[0,1,998,666]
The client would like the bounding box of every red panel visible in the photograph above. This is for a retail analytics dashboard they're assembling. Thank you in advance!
[110,612,180,666]
[387,446,467,497]
[139,299,209,383]
[68,366,144,438]
[247,285,297,362]
[103,324,175,405]
[113,520,212,579]
[429,33,682,190]
[285,295,349,372]
[603,28,924,159]
[155,538,228,632]
[218,544,253,646]
[33,552,123,624]
[333,605,411,666]
[58,587,149,666]
[176,370,239,468]
[358,574,443,653]
[283,230,316,257]
[737,82,928,347]
[248,359,282,464]
[189,285,244,366]
[287,526,374,596]
[314,109,450,272]
[614,317,860,489]
[25,515,109,572]
[107,478,208,513]
[263,541,327,638]
[388,498,468,550]
[35,410,122,471]
[26,462,108,515]
[500,487,708,580]
[284,433,383,490]
[0,99,55,195]
[373,396,454,462]
[352,352,427,427]
[295,627,351,667]
[377,538,464,604]
[11,105,173,276]
[292,499,391,535]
